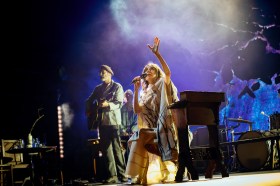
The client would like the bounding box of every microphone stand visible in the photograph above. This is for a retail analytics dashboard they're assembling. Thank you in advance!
[29,115,44,134]
[27,115,44,148]
[261,111,270,130]
[223,83,234,171]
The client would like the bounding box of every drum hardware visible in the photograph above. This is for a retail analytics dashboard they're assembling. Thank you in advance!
[226,124,240,131]
[228,146,239,172]
[233,132,245,135]
[235,131,280,171]
[228,117,254,131]
[227,125,241,172]
[228,117,253,124]
[218,124,240,142]
[225,118,257,172]
[220,131,280,172]
[218,124,241,172]
[220,124,241,144]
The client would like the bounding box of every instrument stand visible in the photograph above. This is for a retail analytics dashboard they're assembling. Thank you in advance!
[227,129,238,172]
[222,83,234,168]
[227,125,256,173]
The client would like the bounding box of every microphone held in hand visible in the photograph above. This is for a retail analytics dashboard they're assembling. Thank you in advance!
[140,73,148,79]
[131,73,147,84]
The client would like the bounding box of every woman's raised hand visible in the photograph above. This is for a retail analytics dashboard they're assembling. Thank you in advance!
[148,37,160,54]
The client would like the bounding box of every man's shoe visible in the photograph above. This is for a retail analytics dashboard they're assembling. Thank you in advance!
[120,177,128,182]
[128,177,140,184]
[103,176,118,183]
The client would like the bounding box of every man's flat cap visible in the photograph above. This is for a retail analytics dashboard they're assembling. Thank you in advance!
[100,65,114,76]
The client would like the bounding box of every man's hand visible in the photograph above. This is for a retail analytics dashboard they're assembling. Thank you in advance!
[99,100,109,108]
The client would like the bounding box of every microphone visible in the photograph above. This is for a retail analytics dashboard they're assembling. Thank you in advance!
[261,111,269,117]
[131,73,147,84]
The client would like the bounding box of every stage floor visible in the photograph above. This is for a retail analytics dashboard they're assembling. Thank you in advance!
[83,170,280,186]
